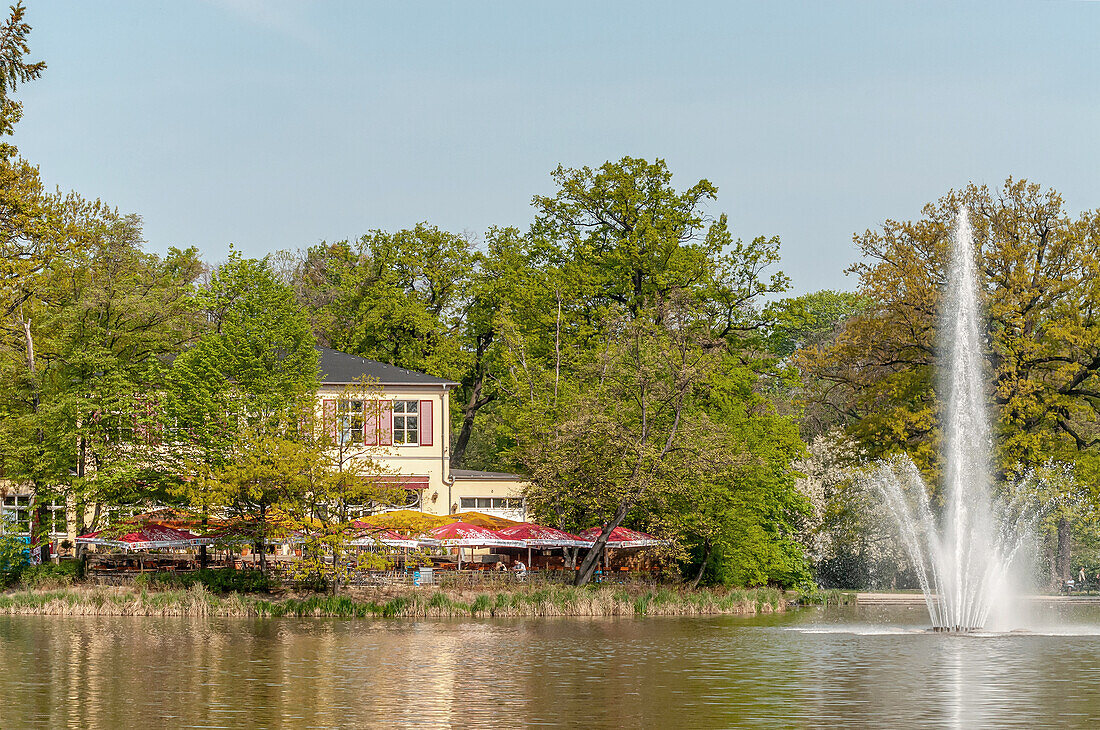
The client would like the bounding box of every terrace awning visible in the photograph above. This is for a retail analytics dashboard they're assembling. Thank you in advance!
[578,526,666,548]
[420,521,524,548]
[75,523,210,551]
[495,522,591,548]
[444,511,520,530]
[348,527,421,549]
[357,510,452,535]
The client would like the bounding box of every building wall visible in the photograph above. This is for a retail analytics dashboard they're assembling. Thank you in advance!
[315,383,526,517]
[450,477,526,521]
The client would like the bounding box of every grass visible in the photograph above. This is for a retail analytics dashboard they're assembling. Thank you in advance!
[0,583,791,618]
[791,588,858,607]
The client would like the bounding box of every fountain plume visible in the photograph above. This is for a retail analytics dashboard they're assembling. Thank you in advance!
[872,207,1044,631]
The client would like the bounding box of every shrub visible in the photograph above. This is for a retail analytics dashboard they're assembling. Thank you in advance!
[149,568,278,594]
[19,561,81,590]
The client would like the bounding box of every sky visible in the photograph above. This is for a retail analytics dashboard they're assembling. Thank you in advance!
[12,1,1100,294]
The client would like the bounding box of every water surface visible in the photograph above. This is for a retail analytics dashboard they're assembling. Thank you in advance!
[3,604,1100,728]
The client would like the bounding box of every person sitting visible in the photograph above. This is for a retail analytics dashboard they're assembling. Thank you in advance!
[513,560,527,581]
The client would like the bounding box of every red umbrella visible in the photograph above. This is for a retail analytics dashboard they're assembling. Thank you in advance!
[496,523,591,548]
[75,523,210,551]
[578,526,665,548]
[420,521,524,548]
[496,522,591,569]
[349,527,420,549]
[419,521,523,570]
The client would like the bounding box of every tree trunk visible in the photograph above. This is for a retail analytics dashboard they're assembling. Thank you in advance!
[258,503,267,575]
[450,333,493,468]
[575,503,630,587]
[1057,516,1072,583]
[689,540,712,590]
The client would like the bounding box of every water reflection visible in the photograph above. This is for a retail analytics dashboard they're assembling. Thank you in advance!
[3,606,1100,727]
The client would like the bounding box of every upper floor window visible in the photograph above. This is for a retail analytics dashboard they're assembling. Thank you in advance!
[393,400,418,445]
[338,400,364,445]
[1,495,30,534]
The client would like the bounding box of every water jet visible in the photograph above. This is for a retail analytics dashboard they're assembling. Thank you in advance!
[873,207,1040,633]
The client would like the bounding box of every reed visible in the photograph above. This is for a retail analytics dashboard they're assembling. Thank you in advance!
[0,584,790,618]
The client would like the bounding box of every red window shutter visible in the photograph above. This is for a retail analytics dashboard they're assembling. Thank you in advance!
[419,399,433,446]
[322,399,336,443]
[379,400,393,446]
[364,400,379,446]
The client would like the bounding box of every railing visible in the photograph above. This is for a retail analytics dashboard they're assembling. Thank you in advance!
[88,563,660,589]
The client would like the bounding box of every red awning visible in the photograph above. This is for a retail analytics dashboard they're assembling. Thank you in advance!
[367,475,429,491]
[578,526,665,548]
[75,523,210,551]
[420,521,524,548]
[495,522,591,548]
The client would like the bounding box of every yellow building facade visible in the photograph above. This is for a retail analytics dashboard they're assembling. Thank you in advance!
[316,347,526,519]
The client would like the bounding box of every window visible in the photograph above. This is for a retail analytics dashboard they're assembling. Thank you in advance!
[338,400,364,445]
[393,400,419,445]
[1,496,31,534]
[460,497,524,511]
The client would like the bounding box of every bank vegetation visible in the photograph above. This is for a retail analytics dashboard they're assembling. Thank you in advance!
[0,584,860,619]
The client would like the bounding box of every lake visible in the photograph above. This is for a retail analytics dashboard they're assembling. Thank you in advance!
[3,603,1100,728]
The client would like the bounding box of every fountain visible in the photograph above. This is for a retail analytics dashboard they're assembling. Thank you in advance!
[872,207,1041,632]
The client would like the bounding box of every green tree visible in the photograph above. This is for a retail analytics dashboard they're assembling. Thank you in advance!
[797,179,1100,577]
[166,252,318,564]
[210,430,315,575]
[293,223,472,376]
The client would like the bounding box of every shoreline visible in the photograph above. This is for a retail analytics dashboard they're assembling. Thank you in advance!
[0,584,842,618]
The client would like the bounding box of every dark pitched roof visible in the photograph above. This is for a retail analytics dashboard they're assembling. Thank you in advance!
[317,347,457,387]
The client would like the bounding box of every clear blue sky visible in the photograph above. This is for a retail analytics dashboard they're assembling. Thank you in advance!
[13,1,1100,294]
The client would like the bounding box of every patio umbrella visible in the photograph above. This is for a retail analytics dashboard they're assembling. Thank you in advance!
[578,526,666,571]
[419,521,524,570]
[75,523,210,551]
[577,526,666,547]
[348,526,421,549]
[496,522,591,566]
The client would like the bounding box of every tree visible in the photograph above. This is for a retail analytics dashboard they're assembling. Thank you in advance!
[519,314,726,586]
[1,210,202,544]
[800,180,1100,471]
[293,224,472,377]
[510,157,804,587]
[0,2,44,138]
[291,380,405,592]
[768,290,870,360]
[797,179,1100,574]
[167,252,318,564]
[210,430,315,575]
[662,389,810,589]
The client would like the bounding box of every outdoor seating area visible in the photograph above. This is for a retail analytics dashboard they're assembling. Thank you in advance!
[73,509,669,586]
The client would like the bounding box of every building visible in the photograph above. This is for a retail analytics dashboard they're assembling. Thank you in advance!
[316,347,526,520]
[0,347,527,542]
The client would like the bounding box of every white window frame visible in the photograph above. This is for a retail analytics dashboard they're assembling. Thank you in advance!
[393,400,419,446]
[338,399,365,446]
[1,495,31,535]
[460,497,524,511]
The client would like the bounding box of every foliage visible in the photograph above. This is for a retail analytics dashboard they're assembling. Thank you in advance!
[16,560,79,589]
[515,157,803,587]
[0,523,26,584]
[799,180,1100,478]
[795,180,1100,577]
[140,568,277,594]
